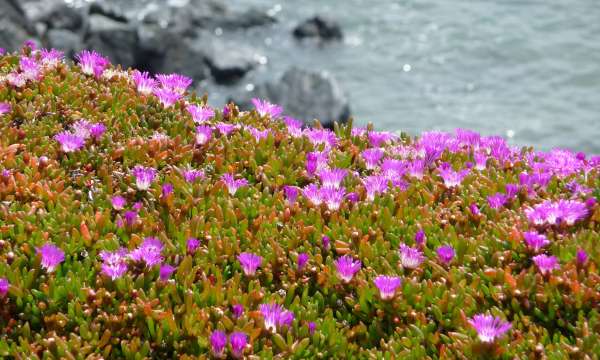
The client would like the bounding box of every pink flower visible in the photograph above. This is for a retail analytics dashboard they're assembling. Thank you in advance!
[132,70,157,95]
[0,102,11,117]
[186,104,215,123]
[363,175,389,201]
[302,184,322,206]
[399,244,424,269]
[19,56,41,81]
[361,148,384,170]
[54,131,85,153]
[129,237,163,267]
[252,98,283,118]
[153,88,182,108]
[155,73,193,94]
[37,243,65,272]
[334,255,361,283]
[438,163,469,188]
[318,168,347,188]
[215,122,236,136]
[221,173,249,195]
[532,254,560,275]
[159,264,176,281]
[321,186,346,211]
[195,125,213,145]
[468,314,511,343]
[373,275,402,300]
[76,50,109,78]
[131,166,157,190]
[238,252,262,276]
[99,248,128,280]
[523,231,550,252]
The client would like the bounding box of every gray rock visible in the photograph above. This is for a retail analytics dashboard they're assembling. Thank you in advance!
[293,16,343,41]
[137,31,210,81]
[85,14,138,68]
[46,29,84,59]
[213,8,277,30]
[0,0,36,51]
[205,39,259,84]
[234,67,350,127]
[22,0,84,31]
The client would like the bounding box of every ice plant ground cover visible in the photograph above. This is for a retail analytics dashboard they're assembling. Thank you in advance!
[0,44,599,359]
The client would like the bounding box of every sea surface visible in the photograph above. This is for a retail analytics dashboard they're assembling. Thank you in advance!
[211,0,600,154]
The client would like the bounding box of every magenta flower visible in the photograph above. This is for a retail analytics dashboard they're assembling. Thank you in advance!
[111,195,126,210]
[187,104,215,124]
[399,244,424,269]
[351,127,367,137]
[321,186,346,211]
[132,70,157,95]
[284,185,300,204]
[297,253,309,271]
[215,122,236,136]
[37,243,65,272]
[76,50,109,78]
[153,88,181,108]
[182,168,205,183]
[468,314,512,343]
[131,166,157,191]
[247,126,270,141]
[469,203,480,216]
[159,264,176,281]
[89,123,106,140]
[229,332,248,358]
[322,235,330,250]
[99,248,128,280]
[305,128,338,149]
[523,231,550,252]
[252,98,283,118]
[487,193,508,210]
[361,148,384,170]
[238,252,262,276]
[54,131,85,153]
[318,168,347,188]
[505,183,519,199]
[525,199,588,226]
[364,175,389,201]
[39,49,64,68]
[0,102,11,116]
[408,159,426,179]
[259,303,294,332]
[19,56,41,81]
[415,229,426,247]
[438,164,469,188]
[576,249,588,266]
[368,131,397,147]
[162,183,174,197]
[437,245,455,265]
[373,275,402,300]
[308,321,317,335]
[334,255,361,283]
[124,210,138,226]
[129,237,163,267]
[305,151,329,176]
[532,254,560,275]
[302,184,322,206]
[474,152,488,170]
[222,174,249,195]
[0,278,9,297]
[7,72,26,88]
[284,116,303,137]
[232,304,244,318]
[0,48,4,56]
[210,330,228,358]
[186,238,200,254]
[156,73,192,94]
[195,125,213,145]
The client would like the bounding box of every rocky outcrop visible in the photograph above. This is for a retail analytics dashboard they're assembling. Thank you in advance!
[234,67,351,127]
[0,0,36,51]
[293,16,343,41]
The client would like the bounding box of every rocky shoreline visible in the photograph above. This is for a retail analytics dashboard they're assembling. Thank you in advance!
[1,0,349,127]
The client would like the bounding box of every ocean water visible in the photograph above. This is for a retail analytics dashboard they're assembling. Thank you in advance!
[210,0,600,154]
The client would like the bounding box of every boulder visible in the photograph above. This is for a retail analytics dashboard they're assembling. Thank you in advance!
[85,14,138,68]
[205,39,259,84]
[136,29,210,82]
[22,0,84,31]
[213,8,277,30]
[233,67,350,127]
[293,16,343,41]
[46,29,84,59]
[0,0,36,51]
